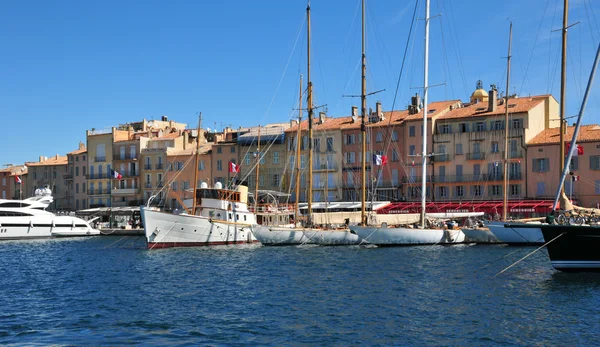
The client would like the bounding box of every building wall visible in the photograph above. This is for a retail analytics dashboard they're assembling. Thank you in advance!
[86,131,113,208]
[526,141,600,207]
[112,140,140,207]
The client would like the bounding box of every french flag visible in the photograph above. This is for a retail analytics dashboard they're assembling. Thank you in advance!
[15,175,22,184]
[372,154,387,166]
[229,162,240,173]
[111,169,123,180]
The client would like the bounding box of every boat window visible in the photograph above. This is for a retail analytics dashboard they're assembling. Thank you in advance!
[0,202,32,208]
[228,213,232,220]
[0,211,34,216]
[236,215,239,221]
[244,215,247,221]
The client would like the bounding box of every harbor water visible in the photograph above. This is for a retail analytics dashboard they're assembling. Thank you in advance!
[1,236,599,346]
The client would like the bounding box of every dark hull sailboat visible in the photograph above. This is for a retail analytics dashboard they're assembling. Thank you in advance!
[539,224,600,272]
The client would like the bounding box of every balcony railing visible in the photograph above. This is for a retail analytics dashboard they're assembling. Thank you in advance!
[503,150,524,159]
[156,163,164,170]
[466,152,486,160]
[87,189,111,195]
[87,174,110,179]
[432,154,452,162]
[64,174,73,180]
[144,164,152,170]
[112,188,140,195]
[112,153,138,160]
[94,156,106,162]
[145,183,152,188]
[313,164,338,171]
[400,173,522,184]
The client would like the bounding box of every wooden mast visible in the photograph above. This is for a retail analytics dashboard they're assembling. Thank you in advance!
[559,0,569,199]
[191,113,202,216]
[254,126,261,212]
[307,2,314,225]
[420,0,430,229]
[502,22,512,221]
[360,0,367,226]
[294,75,303,225]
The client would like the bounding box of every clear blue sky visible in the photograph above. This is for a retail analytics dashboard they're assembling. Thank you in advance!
[1,0,599,167]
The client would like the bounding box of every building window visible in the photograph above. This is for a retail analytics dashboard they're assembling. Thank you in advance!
[569,157,578,171]
[456,186,464,197]
[314,138,321,152]
[409,126,415,137]
[512,118,522,129]
[459,123,469,133]
[392,149,399,162]
[492,120,504,130]
[409,145,416,156]
[177,161,184,171]
[590,156,600,170]
[289,155,295,170]
[272,174,280,186]
[259,174,265,187]
[300,155,306,169]
[476,122,485,132]
[302,136,308,151]
[533,158,549,172]
[288,137,295,151]
[345,134,356,144]
[346,152,355,164]
[217,160,222,171]
[536,182,546,195]
[376,131,383,143]
[456,143,463,155]
[198,160,205,171]
[510,184,520,196]
[230,147,235,153]
[473,185,482,197]
[490,185,502,197]
[491,142,499,153]
[391,131,398,142]
[172,181,178,191]
[439,124,451,134]
[273,151,280,164]
[326,137,334,152]
[595,180,600,194]
[438,186,448,198]
[217,147,222,154]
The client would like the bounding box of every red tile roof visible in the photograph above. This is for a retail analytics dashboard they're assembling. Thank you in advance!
[528,124,600,145]
[437,96,545,121]
[26,155,68,166]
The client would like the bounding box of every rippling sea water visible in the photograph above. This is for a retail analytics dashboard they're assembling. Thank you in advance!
[1,236,599,346]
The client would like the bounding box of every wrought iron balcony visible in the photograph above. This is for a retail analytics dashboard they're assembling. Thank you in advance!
[94,156,106,162]
[466,152,486,160]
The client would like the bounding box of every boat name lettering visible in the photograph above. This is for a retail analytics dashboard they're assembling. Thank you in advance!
[447,209,468,213]
[510,208,535,213]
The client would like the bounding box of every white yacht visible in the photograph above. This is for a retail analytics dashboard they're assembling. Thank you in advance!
[142,182,257,249]
[0,188,100,240]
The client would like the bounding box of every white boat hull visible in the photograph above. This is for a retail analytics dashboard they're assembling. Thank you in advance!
[252,225,317,245]
[142,207,256,248]
[0,215,98,240]
[461,227,501,243]
[303,229,362,245]
[349,225,466,245]
[487,221,544,244]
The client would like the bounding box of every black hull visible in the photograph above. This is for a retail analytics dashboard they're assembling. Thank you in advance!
[540,225,600,272]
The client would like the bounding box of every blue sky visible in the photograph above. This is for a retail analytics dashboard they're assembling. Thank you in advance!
[1,0,599,167]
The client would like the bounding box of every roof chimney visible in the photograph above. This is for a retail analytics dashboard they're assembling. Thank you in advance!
[318,112,326,124]
[409,94,421,115]
[290,119,298,128]
[376,102,384,121]
[488,84,498,112]
[351,106,358,123]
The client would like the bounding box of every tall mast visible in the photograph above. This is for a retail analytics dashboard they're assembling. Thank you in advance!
[360,0,367,226]
[420,0,430,229]
[192,113,202,216]
[307,3,314,224]
[559,0,568,198]
[254,126,261,212]
[502,22,512,221]
[295,74,303,225]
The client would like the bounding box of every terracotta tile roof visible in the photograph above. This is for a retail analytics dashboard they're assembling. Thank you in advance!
[437,96,545,121]
[528,124,600,145]
[156,131,182,139]
[68,148,87,155]
[26,155,68,166]
[404,100,461,121]
[167,144,212,156]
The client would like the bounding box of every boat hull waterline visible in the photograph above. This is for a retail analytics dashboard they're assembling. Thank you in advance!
[539,224,600,272]
[488,221,544,244]
[461,227,501,244]
[349,225,466,246]
[142,207,256,249]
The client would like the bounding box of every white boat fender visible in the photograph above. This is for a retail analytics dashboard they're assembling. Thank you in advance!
[30,221,34,228]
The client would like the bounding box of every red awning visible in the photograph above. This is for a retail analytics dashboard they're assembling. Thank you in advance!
[376,200,555,216]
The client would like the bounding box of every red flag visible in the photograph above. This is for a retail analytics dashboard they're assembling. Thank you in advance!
[229,162,240,173]
[381,155,388,166]
[565,143,584,156]
[15,175,22,184]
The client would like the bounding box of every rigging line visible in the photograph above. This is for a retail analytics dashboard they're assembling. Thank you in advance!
[518,0,552,96]
[547,0,561,94]
[438,14,454,100]
[494,232,563,277]
[366,2,396,86]
[443,0,468,96]
[585,0,600,42]
[262,12,307,122]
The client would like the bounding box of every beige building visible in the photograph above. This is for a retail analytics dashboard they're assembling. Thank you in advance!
[25,155,69,210]
[429,84,558,202]
[166,143,212,211]
[526,124,600,207]
[66,142,88,210]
